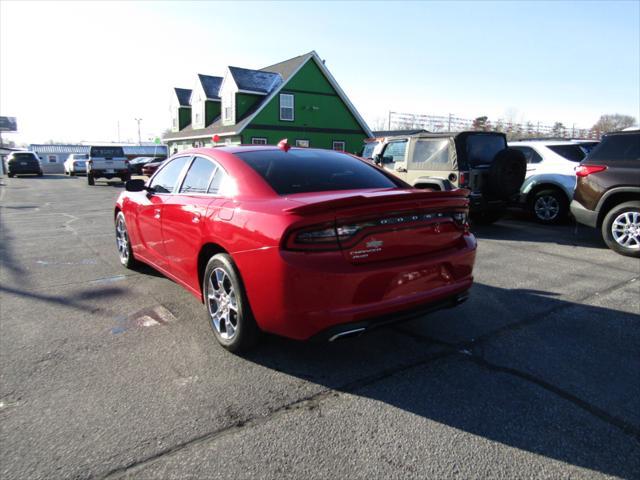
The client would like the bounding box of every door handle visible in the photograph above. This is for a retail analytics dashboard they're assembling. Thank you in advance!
[154,208,161,219]
[192,212,202,224]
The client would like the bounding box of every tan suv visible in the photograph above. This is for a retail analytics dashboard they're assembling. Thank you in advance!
[364,131,526,223]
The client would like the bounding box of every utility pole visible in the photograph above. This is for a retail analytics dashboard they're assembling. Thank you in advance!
[117,121,120,143]
[134,118,142,145]
[388,111,392,131]
[448,113,452,132]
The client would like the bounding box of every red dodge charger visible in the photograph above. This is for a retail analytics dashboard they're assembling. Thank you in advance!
[114,145,477,351]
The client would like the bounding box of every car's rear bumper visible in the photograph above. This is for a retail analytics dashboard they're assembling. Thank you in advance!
[570,200,597,228]
[468,193,507,213]
[7,167,41,174]
[234,234,477,340]
[89,170,128,178]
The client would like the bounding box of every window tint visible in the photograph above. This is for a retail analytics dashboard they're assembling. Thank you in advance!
[466,134,506,167]
[588,134,640,162]
[236,149,399,195]
[547,144,585,162]
[512,146,543,164]
[12,153,38,161]
[150,156,189,193]
[180,157,215,194]
[411,139,450,168]
[382,140,407,162]
[208,168,225,194]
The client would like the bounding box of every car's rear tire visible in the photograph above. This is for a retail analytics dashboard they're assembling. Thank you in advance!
[87,174,95,186]
[530,189,568,225]
[486,148,526,200]
[115,212,139,268]
[8,173,14,178]
[70,171,75,177]
[203,254,260,353]
[601,201,640,258]
[37,171,43,177]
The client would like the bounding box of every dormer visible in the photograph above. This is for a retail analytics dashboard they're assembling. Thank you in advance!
[171,88,192,132]
[220,66,282,126]
[191,74,223,129]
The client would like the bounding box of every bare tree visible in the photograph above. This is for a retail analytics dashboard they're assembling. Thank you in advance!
[593,114,637,133]
[472,116,489,131]
[369,116,388,132]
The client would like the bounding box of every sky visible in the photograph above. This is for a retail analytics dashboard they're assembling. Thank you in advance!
[1,0,638,145]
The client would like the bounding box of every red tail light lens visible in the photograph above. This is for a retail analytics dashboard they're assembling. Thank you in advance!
[458,171,469,187]
[575,165,606,177]
[285,211,469,251]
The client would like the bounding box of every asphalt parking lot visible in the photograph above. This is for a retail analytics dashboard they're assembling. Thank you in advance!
[1,174,639,479]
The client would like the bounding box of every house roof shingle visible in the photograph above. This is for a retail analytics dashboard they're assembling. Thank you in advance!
[198,74,223,100]
[228,66,282,94]
[174,88,192,107]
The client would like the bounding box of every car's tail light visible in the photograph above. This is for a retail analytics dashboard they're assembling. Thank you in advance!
[458,171,469,187]
[285,222,340,250]
[285,211,469,251]
[575,165,606,177]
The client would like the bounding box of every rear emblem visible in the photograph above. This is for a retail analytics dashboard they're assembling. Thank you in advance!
[366,239,384,249]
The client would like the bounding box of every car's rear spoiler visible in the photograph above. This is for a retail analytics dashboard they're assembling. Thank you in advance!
[284,189,470,215]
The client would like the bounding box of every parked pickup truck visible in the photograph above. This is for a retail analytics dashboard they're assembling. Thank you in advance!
[87,146,130,185]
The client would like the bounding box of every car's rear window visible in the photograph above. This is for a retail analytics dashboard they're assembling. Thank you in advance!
[465,134,507,167]
[12,153,37,161]
[587,134,640,162]
[547,144,586,162]
[74,154,88,159]
[90,146,124,157]
[235,149,399,195]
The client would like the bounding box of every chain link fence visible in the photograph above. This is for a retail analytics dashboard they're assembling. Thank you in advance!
[387,112,602,140]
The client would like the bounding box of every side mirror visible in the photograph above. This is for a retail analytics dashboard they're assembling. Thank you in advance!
[125,179,146,192]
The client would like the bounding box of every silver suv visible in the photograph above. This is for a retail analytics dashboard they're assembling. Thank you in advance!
[364,131,526,224]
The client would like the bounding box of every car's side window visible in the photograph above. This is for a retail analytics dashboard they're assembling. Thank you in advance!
[513,146,542,164]
[207,167,227,194]
[411,139,450,169]
[180,156,216,194]
[150,156,190,193]
[382,140,407,162]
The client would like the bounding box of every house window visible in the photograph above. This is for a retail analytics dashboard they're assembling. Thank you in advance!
[48,155,58,163]
[332,141,346,151]
[295,139,309,148]
[279,94,294,121]
[251,137,268,145]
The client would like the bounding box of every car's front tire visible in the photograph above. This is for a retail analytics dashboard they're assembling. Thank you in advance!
[115,212,138,268]
[203,254,260,352]
[530,189,568,225]
[601,201,640,258]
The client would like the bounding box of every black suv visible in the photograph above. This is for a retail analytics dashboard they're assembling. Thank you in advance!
[364,131,527,223]
[571,129,640,257]
[5,152,43,177]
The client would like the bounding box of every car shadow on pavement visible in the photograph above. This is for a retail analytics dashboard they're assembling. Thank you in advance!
[244,284,640,478]
[472,219,605,249]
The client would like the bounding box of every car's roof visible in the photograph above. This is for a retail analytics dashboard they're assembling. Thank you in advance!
[606,129,639,135]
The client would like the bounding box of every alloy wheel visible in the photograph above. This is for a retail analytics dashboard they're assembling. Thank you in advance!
[115,216,130,263]
[611,211,640,250]
[534,195,560,221]
[207,268,239,340]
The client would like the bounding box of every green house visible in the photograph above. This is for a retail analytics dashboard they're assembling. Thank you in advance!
[164,51,372,154]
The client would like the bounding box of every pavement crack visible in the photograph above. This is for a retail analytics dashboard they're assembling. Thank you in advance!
[98,349,454,479]
[467,354,640,442]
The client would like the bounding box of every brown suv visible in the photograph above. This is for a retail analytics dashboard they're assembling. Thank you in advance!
[570,130,640,257]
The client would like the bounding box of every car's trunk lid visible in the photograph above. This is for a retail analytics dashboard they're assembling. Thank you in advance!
[285,188,470,264]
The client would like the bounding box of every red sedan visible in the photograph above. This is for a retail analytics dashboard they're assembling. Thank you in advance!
[114,145,476,351]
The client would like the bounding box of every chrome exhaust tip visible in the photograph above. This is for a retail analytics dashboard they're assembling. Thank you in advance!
[328,327,366,342]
